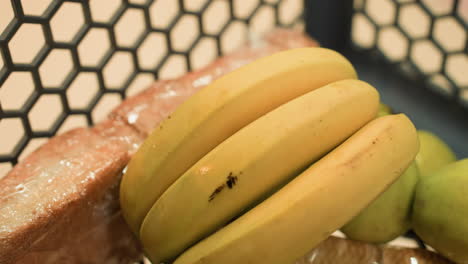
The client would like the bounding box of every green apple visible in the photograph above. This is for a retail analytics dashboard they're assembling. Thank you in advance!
[377,103,392,117]
[341,163,419,243]
[415,130,456,178]
[412,159,468,264]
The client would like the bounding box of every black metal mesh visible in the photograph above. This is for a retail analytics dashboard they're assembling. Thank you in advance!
[2,0,465,173]
[351,0,467,106]
[0,0,303,170]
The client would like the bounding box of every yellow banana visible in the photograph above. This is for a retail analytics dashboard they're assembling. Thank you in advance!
[173,114,419,264]
[120,47,357,234]
[140,80,379,263]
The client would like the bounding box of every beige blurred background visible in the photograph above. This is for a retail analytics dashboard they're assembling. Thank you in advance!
[353,0,467,97]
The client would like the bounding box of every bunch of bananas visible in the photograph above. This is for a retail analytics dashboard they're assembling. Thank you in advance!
[120,48,420,264]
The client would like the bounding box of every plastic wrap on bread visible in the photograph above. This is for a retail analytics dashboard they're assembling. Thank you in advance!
[297,236,453,264]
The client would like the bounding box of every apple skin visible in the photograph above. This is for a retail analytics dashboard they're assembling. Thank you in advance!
[415,130,456,179]
[377,103,392,117]
[412,159,468,264]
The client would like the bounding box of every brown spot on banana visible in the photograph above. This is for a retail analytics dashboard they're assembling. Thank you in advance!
[226,172,238,189]
[209,185,225,202]
[208,172,240,202]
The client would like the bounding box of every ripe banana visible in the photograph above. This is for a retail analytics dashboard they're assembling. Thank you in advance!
[140,79,380,263]
[120,47,357,234]
[172,114,419,264]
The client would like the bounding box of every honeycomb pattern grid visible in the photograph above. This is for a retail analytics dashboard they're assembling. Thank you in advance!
[352,0,467,105]
[0,0,303,172]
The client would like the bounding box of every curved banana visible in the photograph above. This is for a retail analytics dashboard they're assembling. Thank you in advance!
[140,80,379,263]
[173,114,419,264]
[120,47,357,234]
